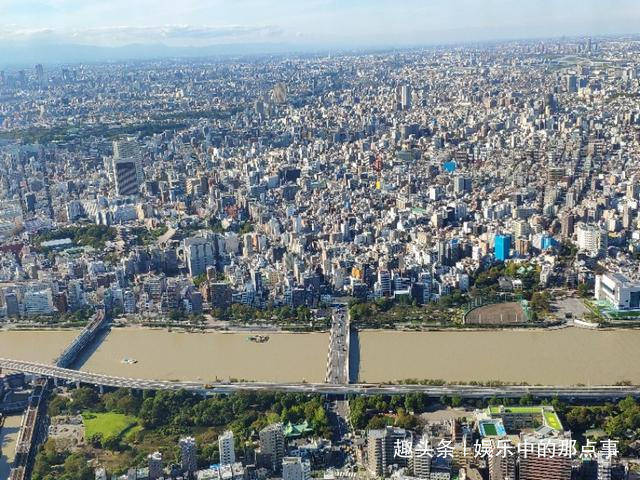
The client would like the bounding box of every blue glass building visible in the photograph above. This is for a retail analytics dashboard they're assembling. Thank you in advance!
[494,234,511,261]
[541,234,557,250]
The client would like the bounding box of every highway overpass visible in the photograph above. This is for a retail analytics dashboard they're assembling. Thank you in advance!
[2,357,640,400]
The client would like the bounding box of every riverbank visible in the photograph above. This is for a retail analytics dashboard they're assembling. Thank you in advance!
[0,322,87,331]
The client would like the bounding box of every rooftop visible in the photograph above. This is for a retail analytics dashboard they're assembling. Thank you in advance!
[487,405,563,431]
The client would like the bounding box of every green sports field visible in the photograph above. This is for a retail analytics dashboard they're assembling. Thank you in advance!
[483,423,498,436]
[82,412,138,441]
[543,410,563,430]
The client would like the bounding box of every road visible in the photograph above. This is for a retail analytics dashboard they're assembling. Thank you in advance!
[326,304,350,384]
[327,399,351,443]
[3,357,640,400]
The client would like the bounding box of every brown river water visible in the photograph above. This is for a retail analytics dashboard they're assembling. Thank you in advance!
[358,328,640,385]
[78,328,329,383]
[0,415,22,479]
[1,327,639,385]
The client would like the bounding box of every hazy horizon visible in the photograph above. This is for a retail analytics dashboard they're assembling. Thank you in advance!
[2,0,640,49]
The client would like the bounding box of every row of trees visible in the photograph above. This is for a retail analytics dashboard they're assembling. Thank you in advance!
[349,394,433,430]
[348,293,468,327]
[35,224,116,251]
[221,304,320,327]
[563,396,640,455]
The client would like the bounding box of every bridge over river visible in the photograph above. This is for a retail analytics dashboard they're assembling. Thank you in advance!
[2,357,640,401]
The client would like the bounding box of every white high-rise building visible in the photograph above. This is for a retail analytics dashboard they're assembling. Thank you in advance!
[282,457,311,480]
[576,223,608,257]
[112,138,143,196]
[184,235,216,277]
[24,289,54,316]
[219,430,236,465]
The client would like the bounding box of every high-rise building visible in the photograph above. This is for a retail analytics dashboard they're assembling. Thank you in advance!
[367,426,412,476]
[626,178,639,200]
[395,84,412,110]
[282,456,311,480]
[518,437,571,480]
[34,64,44,86]
[24,192,36,214]
[597,452,612,480]
[259,423,285,472]
[206,282,232,309]
[488,440,516,480]
[112,138,143,196]
[250,269,263,294]
[184,235,216,277]
[410,434,431,478]
[561,214,574,239]
[401,85,412,110]
[494,234,512,262]
[454,175,472,194]
[219,430,236,465]
[377,269,392,296]
[576,223,607,257]
[3,291,19,317]
[24,289,55,316]
[148,451,163,479]
[179,436,198,473]
[513,219,530,239]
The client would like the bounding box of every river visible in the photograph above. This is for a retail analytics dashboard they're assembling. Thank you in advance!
[0,330,78,363]
[0,415,22,479]
[358,328,640,385]
[2,327,640,385]
[77,328,329,383]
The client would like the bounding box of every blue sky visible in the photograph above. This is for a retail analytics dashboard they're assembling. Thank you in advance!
[1,0,639,47]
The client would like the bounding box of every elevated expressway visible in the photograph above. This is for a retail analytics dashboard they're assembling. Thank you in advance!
[1,357,640,400]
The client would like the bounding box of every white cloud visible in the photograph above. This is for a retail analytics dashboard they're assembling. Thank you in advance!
[0,23,284,46]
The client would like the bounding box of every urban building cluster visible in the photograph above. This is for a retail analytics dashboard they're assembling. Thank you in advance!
[93,424,321,480]
[88,406,630,479]
[364,406,626,480]
[3,37,640,320]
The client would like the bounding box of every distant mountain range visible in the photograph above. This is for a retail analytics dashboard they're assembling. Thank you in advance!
[0,41,322,68]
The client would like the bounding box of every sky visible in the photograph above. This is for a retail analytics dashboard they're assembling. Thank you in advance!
[1,0,640,48]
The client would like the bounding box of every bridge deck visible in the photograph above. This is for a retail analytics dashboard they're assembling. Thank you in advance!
[2,357,640,399]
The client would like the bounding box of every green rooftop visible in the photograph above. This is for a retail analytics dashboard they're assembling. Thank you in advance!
[543,410,563,431]
[487,405,563,431]
[284,420,313,438]
[489,406,541,414]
